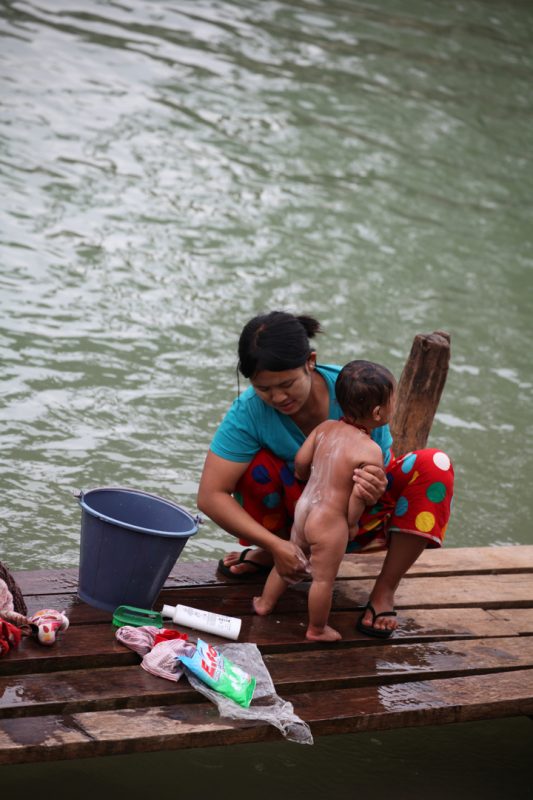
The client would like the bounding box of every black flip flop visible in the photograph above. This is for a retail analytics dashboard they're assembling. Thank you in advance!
[356,602,397,639]
[217,547,272,580]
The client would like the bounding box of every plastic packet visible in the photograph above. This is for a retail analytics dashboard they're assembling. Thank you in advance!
[184,641,314,745]
[178,639,256,708]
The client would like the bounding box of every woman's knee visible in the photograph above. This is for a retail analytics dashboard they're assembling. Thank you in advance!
[392,448,454,490]
[385,448,454,546]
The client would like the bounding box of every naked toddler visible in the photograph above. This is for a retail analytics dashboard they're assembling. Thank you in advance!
[253,360,396,642]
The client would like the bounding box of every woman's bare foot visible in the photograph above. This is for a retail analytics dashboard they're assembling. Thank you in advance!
[360,587,398,634]
[220,548,273,576]
[253,596,274,616]
[306,624,341,642]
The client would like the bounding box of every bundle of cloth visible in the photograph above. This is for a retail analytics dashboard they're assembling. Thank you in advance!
[0,562,69,653]
[0,563,31,656]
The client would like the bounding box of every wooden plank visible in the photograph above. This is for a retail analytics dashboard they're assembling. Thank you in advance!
[2,602,529,679]
[390,573,533,609]
[13,546,533,596]
[159,571,533,614]
[21,595,109,625]
[2,636,532,720]
[12,561,226,595]
[397,607,533,637]
[0,666,200,718]
[13,568,79,595]
[0,626,138,676]
[246,606,533,648]
[334,573,533,610]
[18,568,533,630]
[264,636,533,691]
[21,595,112,625]
[0,702,259,765]
[486,608,533,634]
[3,601,531,679]
[162,572,533,614]
[2,667,532,766]
[292,668,533,734]
[339,545,533,579]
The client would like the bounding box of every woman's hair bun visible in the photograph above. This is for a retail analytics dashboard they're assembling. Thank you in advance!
[296,315,323,339]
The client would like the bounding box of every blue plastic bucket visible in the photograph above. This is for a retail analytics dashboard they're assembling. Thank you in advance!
[77,487,198,612]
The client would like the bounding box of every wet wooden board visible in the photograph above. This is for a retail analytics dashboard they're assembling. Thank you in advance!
[2,606,533,679]
[14,544,533,595]
[1,545,533,764]
[16,572,533,626]
[2,668,533,764]
[2,636,533,722]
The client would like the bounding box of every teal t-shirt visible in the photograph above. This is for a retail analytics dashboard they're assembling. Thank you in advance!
[209,364,393,467]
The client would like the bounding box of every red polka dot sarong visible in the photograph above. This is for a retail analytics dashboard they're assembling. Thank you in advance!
[234,450,303,542]
[234,448,454,552]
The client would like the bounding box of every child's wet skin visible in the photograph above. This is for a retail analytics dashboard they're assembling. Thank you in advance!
[306,624,341,642]
[252,596,273,616]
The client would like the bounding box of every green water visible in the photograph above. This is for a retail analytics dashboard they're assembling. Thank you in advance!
[1,0,532,794]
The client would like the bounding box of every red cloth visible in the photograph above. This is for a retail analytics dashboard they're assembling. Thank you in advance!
[234,447,454,551]
[153,628,189,646]
[0,617,22,656]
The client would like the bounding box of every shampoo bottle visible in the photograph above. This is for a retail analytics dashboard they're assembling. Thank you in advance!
[161,603,242,640]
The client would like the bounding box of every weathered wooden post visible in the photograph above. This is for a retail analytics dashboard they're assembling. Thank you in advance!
[390,331,451,457]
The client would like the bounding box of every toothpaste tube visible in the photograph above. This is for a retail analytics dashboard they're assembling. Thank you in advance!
[178,639,256,708]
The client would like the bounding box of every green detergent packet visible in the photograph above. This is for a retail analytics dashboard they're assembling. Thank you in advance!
[179,639,256,708]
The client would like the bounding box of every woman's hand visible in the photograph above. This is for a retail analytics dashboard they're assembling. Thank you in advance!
[198,453,311,580]
[352,463,387,506]
[272,538,311,583]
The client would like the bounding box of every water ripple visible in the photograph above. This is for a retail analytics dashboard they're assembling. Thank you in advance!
[1,0,532,567]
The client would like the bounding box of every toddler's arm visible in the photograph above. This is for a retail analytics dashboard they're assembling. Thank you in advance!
[294,426,319,481]
[348,442,384,539]
[347,487,366,540]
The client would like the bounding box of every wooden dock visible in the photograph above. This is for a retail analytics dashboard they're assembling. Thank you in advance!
[1,544,533,765]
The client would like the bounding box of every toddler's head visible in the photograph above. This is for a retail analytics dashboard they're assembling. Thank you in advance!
[335,360,396,426]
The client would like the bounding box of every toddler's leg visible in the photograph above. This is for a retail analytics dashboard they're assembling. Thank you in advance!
[306,526,347,642]
[253,567,288,616]
[306,576,340,641]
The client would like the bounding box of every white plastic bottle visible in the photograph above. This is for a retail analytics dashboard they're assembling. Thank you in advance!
[161,603,242,640]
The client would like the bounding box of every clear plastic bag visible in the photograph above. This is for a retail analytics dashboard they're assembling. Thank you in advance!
[182,641,313,745]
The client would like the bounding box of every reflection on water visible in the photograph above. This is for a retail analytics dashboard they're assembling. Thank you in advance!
[1,0,533,791]
[1,0,533,569]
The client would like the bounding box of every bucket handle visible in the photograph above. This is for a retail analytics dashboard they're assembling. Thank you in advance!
[73,490,204,526]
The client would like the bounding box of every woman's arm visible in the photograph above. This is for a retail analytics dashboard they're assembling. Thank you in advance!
[197,451,310,579]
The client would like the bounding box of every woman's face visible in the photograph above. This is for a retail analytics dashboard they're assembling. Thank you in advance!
[251,358,315,415]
